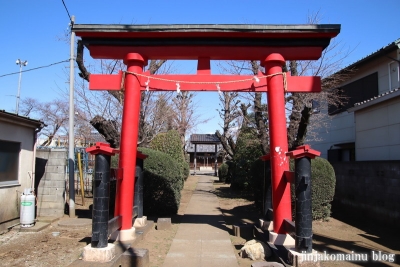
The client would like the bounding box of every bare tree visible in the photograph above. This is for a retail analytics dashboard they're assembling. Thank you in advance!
[282,13,354,149]
[74,108,99,147]
[21,98,69,146]
[75,40,216,151]
[250,61,270,155]
[72,59,124,147]
[215,60,269,157]
[138,91,175,147]
[75,40,170,147]
[285,37,353,150]
[214,13,353,156]
[169,91,210,149]
[215,92,241,159]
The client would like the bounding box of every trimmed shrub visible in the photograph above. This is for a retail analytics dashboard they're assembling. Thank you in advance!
[111,154,119,169]
[250,158,267,209]
[290,157,336,221]
[218,162,229,183]
[182,162,190,180]
[231,127,263,190]
[139,147,183,216]
[150,130,190,181]
[225,160,235,183]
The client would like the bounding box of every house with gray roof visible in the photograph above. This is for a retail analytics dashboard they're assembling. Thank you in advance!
[306,40,400,226]
[307,38,400,161]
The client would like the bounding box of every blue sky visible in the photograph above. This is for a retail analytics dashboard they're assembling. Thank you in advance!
[0,0,399,134]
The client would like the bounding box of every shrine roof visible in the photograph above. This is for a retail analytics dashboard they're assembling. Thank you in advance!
[190,134,221,144]
[73,24,339,35]
[73,24,340,60]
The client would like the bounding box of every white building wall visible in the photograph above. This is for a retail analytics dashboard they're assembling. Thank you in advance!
[0,120,36,231]
[355,96,400,160]
[307,111,355,159]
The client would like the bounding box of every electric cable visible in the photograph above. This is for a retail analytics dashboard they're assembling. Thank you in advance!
[61,0,72,23]
[0,60,69,78]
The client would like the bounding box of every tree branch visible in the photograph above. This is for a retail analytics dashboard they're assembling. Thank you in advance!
[90,115,120,148]
[216,130,234,159]
[76,40,91,82]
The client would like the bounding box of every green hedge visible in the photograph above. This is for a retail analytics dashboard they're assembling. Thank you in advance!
[139,147,183,216]
[150,130,190,181]
[250,158,267,209]
[290,157,336,221]
[231,127,263,190]
[218,162,229,183]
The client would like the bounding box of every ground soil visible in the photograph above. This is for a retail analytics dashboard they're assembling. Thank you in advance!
[0,175,399,267]
[0,201,92,267]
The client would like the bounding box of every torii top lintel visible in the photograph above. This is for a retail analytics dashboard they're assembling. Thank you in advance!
[73,24,340,61]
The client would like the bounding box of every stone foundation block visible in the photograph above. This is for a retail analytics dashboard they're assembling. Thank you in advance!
[288,249,321,267]
[134,216,148,227]
[259,219,274,231]
[119,227,136,243]
[157,218,171,230]
[121,248,149,267]
[269,232,295,246]
[82,243,115,262]
[233,223,254,240]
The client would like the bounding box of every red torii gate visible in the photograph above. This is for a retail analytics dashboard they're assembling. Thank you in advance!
[73,24,340,241]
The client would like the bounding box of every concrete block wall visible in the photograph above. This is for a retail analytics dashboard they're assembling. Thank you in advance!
[35,149,67,218]
[332,161,400,226]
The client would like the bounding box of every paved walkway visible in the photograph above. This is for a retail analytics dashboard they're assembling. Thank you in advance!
[162,175,239,267]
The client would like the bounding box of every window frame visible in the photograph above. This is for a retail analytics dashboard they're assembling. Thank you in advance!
[0,139,21,187]
[388,61,399,90]
[328,72,379,115]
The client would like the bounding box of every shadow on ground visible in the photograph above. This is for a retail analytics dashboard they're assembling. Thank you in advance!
[331,204,400,252]
[213,181,255,201]
[313,233,399,266]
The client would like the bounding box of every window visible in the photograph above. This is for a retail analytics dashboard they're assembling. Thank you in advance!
[327,143,355,162]
[0,140,21,185]
[329,72,379,115]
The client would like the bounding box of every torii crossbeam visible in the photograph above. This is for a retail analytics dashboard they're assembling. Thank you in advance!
[73,24,340,242]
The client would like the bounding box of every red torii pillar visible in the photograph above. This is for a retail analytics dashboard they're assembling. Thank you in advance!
[263,54,292,235]
[115,53,146,240]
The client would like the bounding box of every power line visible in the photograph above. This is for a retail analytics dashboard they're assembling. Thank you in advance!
[0,60,69,78]
[61,0,72,23]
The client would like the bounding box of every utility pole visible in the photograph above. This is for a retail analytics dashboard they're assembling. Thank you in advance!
[15,59,28,114]
[68,15,76,217]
